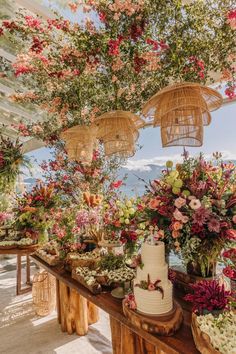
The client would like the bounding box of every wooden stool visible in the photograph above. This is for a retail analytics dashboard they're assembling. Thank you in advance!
[56,280,99,335]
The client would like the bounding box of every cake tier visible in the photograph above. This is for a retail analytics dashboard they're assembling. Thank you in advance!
[134,280,173,316]
[141,241,165,267]
[136,263,168,285]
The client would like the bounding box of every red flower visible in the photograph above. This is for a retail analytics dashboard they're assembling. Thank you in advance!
[108,37,123,56]
[99,12,106,23]
[111,180,123,189]
[223,266,236,280]
[225,85,235,99]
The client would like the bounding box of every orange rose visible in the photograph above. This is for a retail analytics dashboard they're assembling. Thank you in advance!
[173,221,183,231]
[149,199,160,209]
[172,230,180,238]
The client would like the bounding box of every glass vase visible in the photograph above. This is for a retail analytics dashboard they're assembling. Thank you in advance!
[38,228,49,245]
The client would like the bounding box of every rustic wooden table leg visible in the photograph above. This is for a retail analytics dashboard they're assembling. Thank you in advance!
[16,254,21,296]
[87,301,99,325]
[56,279,61,324]
[109,316,122,354]
[58,280,89,335]
[26,255,31,285]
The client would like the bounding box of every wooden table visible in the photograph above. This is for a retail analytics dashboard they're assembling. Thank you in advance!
[31,255,198,354]
[0,248,33,295]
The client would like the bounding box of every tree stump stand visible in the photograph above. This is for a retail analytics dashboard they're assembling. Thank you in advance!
[57,280,99,335]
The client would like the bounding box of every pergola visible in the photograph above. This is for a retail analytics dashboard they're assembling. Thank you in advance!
[0,0,235,153]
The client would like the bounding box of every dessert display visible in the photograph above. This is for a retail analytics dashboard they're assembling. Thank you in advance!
[71,253,135,294]
[192,312,236,354]
[66,249,101,270]
[0,237,35,249]
[133,240,173,315]
[35,241,60,266]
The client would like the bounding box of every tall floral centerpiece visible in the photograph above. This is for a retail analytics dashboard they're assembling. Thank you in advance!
[14,182,59,244]
[141,153,236,277]
[0,135,30,194]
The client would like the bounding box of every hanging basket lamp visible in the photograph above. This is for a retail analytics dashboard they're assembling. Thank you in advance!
[60,125,97,164]
[94,110,144,157]
[142,82,223,147]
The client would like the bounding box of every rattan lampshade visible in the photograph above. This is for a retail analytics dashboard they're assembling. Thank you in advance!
[60,125,97,164]
[142,82,222,147]
[95,110,142,157]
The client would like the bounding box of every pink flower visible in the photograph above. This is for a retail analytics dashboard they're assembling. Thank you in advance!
[148,283,156,291]
[233,215,236,224]
[173,209,184,221]
[174,197,186,209]
[225,229,236,240]
[207,218,221,233]
[0,212,12,224]
[192,207,210,226]
[189,199,201,210]
[227,10,236,30]
[111,180,123,189]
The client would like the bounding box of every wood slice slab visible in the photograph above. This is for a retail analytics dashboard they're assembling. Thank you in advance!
[18,244,39,251]
[123,300,183,336]
[0,245,16,250]
[191,314,220,354]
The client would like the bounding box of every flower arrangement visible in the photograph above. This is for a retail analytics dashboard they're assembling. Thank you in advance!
[124,293,137,310]
[184,280,231,314]
[222,248,236,280]
[140,153,236,277]
[0,135,31,193]
[1,1,235,142]
[196,311,236,354]
[14,182,59,241]
[135,274,164,298]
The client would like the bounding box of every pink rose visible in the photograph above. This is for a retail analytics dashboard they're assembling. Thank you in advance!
[172,221,183,231]
[233,215,236,224]
[172,230,180,238]
[173,209,184,221]
[174,197,186,209]
[148,283,156,291]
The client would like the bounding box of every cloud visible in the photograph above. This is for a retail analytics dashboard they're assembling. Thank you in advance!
[124,150,236,172]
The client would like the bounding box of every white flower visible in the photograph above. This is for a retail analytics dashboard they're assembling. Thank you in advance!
[189,198,201,210]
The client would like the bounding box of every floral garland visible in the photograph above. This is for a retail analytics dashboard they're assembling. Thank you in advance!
[0,1,235,141]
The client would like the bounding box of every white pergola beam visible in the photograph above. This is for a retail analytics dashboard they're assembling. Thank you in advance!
[15,0,56,19]
[22,137,44,153]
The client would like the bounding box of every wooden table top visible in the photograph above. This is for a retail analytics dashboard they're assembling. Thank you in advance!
[31,255,199,354]
[0,247,36,255]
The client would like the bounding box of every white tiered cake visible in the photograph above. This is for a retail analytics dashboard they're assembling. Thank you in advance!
[133,241,173,315]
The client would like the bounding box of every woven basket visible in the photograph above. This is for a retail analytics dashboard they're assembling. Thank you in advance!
[32,271,56,316]
[143,82,223,124]
[60,125,97,164]
[142,82,222,147]
[95,111,141,157]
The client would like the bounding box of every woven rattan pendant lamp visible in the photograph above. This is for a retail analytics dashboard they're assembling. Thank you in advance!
[94,110,144,157]
[60,125,97,164]
[142,82,223,147]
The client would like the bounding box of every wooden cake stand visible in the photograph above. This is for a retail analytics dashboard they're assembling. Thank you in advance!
[191,314,220,354]
[123,300,183,336]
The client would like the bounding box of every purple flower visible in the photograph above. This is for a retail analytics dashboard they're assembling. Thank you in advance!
[192,207,210,226]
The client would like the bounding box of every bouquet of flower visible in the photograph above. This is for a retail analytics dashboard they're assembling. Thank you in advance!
[141,153,236,276]
[14,182,59,240]
[184,280,231,314]
[0,135,31,193]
